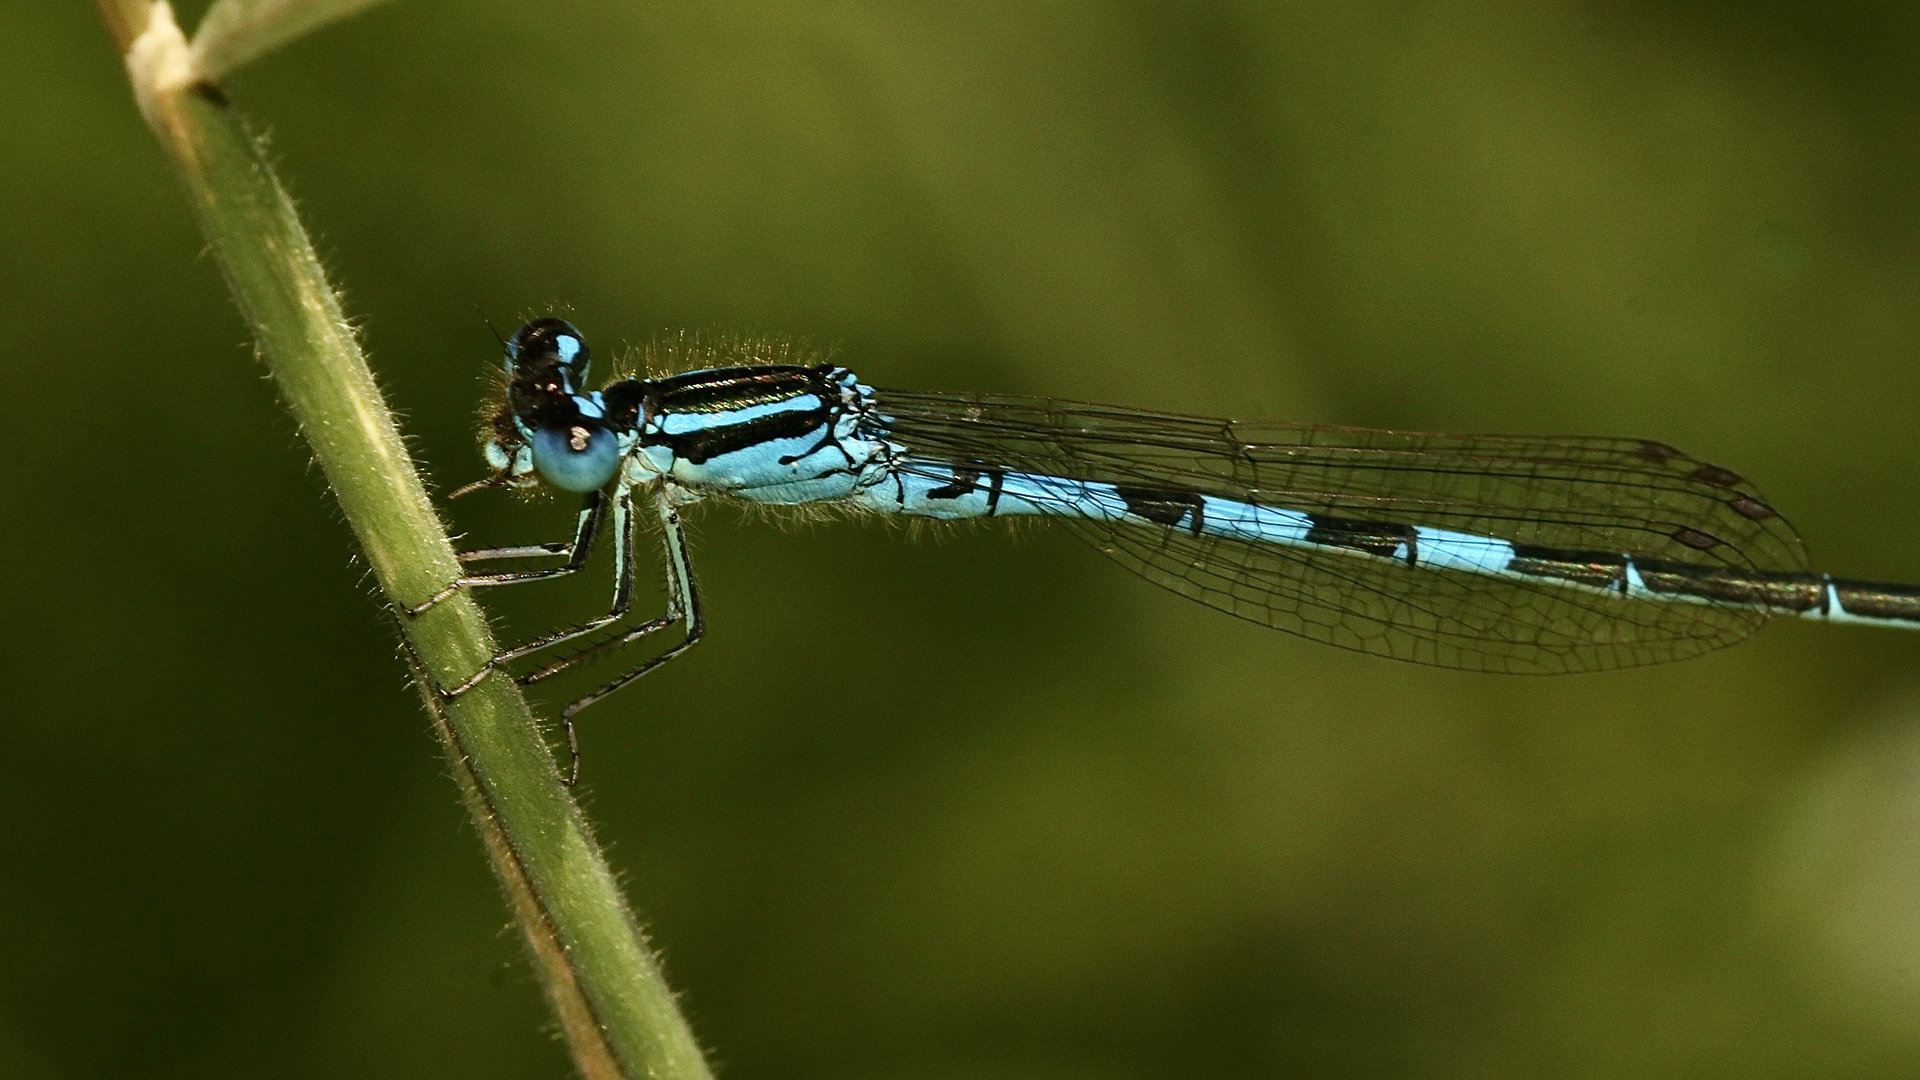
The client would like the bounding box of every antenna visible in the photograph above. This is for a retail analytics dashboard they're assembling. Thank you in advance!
[473,303,508,351]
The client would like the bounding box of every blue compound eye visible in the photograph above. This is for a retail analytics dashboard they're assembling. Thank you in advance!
[531,423,620,492]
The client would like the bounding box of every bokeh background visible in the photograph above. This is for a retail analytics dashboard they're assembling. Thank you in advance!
[9,2,1920,1077]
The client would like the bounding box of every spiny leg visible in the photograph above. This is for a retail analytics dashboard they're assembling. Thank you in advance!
[420,489,614,698]
[527,490,705,785]
[490,488,654,665]
[432,493,628,698]
[513,493,693,690]
[452,485,691,699]
[408,490,608,617]
[457,542,573,562]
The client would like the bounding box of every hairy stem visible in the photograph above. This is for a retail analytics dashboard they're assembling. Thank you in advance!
[94,4,711,1077]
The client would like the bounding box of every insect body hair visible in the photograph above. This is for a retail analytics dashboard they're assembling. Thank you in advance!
[639,328,833,378]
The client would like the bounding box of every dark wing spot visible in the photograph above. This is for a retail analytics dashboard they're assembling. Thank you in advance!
[1728,495,1775,520]
[1690,463,1744,487]
[1673,527,1725,551]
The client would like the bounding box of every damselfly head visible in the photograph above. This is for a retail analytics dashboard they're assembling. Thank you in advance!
[496,319,623,493]
[506,319,591,421]
[506,318,591,382]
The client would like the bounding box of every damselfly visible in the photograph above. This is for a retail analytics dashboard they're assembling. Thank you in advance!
[415,318,1920,782]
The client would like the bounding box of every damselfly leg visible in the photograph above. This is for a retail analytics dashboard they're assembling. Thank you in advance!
[515,488,706,785]
[485,490,640,667]
[421,478,705,781]
[407,490,610,617]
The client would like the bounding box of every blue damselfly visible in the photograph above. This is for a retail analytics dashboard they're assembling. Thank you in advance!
[414,319,1920,782]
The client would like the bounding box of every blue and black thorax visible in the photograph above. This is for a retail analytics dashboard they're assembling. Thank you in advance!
[484,317,869,495]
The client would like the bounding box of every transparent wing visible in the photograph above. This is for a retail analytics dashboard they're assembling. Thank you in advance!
[868,388,1810,673]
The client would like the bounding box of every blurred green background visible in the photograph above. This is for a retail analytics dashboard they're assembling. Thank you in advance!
[8,2,1920,1076]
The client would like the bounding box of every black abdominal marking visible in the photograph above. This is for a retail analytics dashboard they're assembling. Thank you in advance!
[1304,514,1416,564]
[925,468,980,500]
[1116,486,1207,536]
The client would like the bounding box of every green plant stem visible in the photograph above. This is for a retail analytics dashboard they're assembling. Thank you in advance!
[94,4,712,1078]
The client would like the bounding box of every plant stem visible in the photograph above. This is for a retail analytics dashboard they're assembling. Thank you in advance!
[94,5,712,1078]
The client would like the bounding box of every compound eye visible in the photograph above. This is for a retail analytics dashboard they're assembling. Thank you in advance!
[530,423,621,492]
[508,318,591,380]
